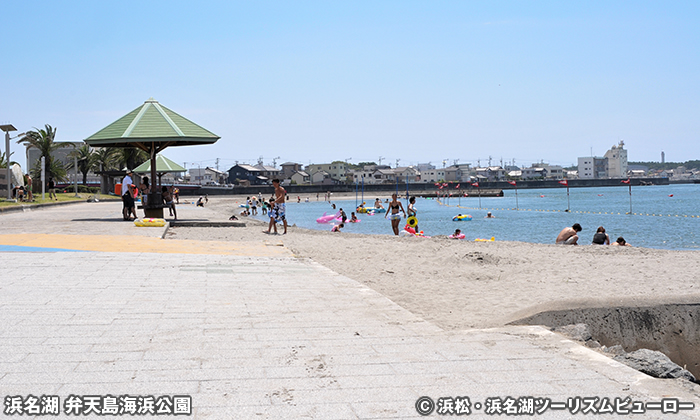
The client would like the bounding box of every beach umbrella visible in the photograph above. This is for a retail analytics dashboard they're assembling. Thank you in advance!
[85,98,219,217]
[133,154,186,188]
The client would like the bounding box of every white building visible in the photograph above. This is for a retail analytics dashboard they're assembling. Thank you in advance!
[306,162,348,182]
[189,167,228,185]
[577,157,607,179]
[604,141,628,178]
[578,141,627,179]
[419,168,446,183]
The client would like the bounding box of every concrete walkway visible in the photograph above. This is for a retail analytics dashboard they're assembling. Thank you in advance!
[0,202,697,419]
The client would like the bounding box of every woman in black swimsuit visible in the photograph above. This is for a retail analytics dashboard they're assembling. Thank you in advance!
[384,193,406,235]
[592,226,610,245]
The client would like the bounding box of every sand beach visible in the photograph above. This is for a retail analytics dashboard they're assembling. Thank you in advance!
[172,196,700,330]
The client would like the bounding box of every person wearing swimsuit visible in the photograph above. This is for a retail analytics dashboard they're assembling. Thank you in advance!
[407,196,418,232]
[384,193,406,236]
[592,226,610,245]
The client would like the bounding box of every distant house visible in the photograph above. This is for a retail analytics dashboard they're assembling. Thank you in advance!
[255,164,281,180]
[311,171,334,185]
[444,164,471,182]
[188,167,228,184]
[280,162,302,180]
[475,166,506,181]
[306,162,348,182]
[228,164,266,185]
[290,170,310,185]
[420,168,446,183]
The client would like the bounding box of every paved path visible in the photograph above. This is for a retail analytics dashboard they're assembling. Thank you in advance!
[0,202,697,419]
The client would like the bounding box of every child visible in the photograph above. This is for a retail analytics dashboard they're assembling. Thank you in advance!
[331,223,344,232]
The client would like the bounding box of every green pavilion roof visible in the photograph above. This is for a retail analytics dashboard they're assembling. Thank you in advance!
[133,154,186,174]
[84,98,220,149]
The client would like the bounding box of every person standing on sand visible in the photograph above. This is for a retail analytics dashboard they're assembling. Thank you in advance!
[385,193,406,236]
[265,178,288,235]
[162,186,177,220]
[556,223,582,245]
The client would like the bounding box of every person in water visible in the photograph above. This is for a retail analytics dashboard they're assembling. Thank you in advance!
[374,198,385,210]
[385,193,406,236]
[407,196,419,232]
[331,223,344,232]
[485,212,495,218]
[592,226,610,245]
[350,212,358,222]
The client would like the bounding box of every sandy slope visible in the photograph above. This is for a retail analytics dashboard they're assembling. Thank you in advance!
[167,197,700,330]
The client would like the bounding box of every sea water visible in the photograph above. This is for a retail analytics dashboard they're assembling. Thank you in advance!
[255,184,700,250]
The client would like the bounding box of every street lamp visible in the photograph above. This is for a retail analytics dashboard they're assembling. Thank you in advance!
[1,124,26,200]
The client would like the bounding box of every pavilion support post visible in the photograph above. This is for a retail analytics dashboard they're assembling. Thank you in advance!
[143,146,163,218]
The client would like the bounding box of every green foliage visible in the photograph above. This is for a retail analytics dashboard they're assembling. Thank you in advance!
[348,161,376,170]
[77,185,100,193]
[67,144,98,184]
[116,148,148,171]
[93,147,118,172]
[0,151,17,169]
[30,156,68,182]
[18,124,73,182]
[628,160,700,171]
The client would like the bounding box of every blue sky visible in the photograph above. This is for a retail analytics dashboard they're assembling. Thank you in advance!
[2,1,698,171]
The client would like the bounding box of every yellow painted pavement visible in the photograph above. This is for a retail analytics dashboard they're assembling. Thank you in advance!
[0,234,291,257]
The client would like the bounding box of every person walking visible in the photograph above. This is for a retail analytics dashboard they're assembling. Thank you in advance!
[385,193,406,236]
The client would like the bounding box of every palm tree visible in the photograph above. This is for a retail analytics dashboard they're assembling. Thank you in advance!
[67,144,98,185]
[18,124,73,182]
[0,150,17,169]
[116,147,148,171]
[93,147,118,172]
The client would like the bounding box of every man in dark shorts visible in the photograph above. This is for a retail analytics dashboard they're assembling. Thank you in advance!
[121,170,136,220]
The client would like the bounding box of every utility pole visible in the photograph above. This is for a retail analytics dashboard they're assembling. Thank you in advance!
[395,158,400,168]
[378,156,384,166]
[488,156,492,167]
[215,158,220,171]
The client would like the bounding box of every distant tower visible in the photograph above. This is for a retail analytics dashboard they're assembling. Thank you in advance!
[661,151,665,163]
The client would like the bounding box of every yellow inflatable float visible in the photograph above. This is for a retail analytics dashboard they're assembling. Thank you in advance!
[475,237,495,242]
[134,218,166,227]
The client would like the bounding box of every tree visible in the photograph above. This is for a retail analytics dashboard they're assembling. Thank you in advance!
[0,150,17,169]
[115,148,148,171]
[93,147,118,172]
[18,124,73,182]
[67,144,98,185]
